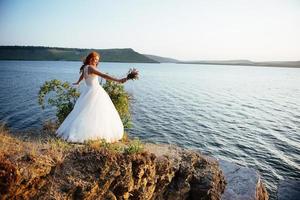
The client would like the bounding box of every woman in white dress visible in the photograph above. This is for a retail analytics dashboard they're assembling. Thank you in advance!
[56,51,128,143]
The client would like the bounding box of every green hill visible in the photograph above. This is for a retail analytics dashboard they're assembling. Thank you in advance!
[143,54,179,63]
[0,46,158,63]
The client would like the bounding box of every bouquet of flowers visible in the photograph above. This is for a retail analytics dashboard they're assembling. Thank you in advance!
[126,68,139,80]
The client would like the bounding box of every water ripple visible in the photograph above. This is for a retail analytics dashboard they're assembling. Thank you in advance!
[1,61,300,199]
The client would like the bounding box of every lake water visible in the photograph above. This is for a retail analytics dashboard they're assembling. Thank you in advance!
[0,60,299,198]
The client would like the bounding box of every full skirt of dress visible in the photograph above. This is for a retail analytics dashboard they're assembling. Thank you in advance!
[56,83,124,143]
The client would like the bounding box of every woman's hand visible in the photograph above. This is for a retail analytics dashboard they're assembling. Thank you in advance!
[73,73,84,86]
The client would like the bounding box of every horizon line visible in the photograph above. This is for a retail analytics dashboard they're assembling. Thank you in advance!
[1,44,299,63]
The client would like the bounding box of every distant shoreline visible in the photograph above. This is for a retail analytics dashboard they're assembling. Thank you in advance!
[176,61,300,68]
[1,59,299,68]
[0,46,159,63]
[1,45,299,68]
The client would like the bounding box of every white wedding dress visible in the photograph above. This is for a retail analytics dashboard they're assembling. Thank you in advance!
[56,65,124,143]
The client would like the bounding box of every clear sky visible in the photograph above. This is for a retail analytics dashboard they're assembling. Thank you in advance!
[0,0,299,61]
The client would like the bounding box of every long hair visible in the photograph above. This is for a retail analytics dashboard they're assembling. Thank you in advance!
[80,51,100,73]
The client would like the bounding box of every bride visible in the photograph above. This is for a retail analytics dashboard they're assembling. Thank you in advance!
[56,51,128,143]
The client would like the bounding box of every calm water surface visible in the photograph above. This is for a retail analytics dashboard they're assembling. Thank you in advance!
[0,60,299,198]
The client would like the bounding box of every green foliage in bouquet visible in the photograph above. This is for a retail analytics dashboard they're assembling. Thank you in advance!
[102,80,132,128]
[38,79,132,128]
[38,79,80,124]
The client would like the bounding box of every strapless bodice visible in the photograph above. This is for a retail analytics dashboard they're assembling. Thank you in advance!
[85,75,99,87]
[83,65,100,87]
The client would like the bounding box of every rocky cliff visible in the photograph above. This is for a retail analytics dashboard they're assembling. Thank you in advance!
[0,122,271,200]
[0,129,226,200]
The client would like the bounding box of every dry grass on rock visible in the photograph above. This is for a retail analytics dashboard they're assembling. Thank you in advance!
[0,123,226,200]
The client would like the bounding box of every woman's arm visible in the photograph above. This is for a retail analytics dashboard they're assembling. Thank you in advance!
[73,73,84,85]
[88,67,127,83]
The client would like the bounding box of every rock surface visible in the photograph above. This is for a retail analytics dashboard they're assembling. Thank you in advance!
[277,179,300,200]
[219,160,269,200]
[0,133,226,200]
[144,143,226,200]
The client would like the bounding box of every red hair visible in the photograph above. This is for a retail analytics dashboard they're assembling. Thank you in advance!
[80,51,100,73]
